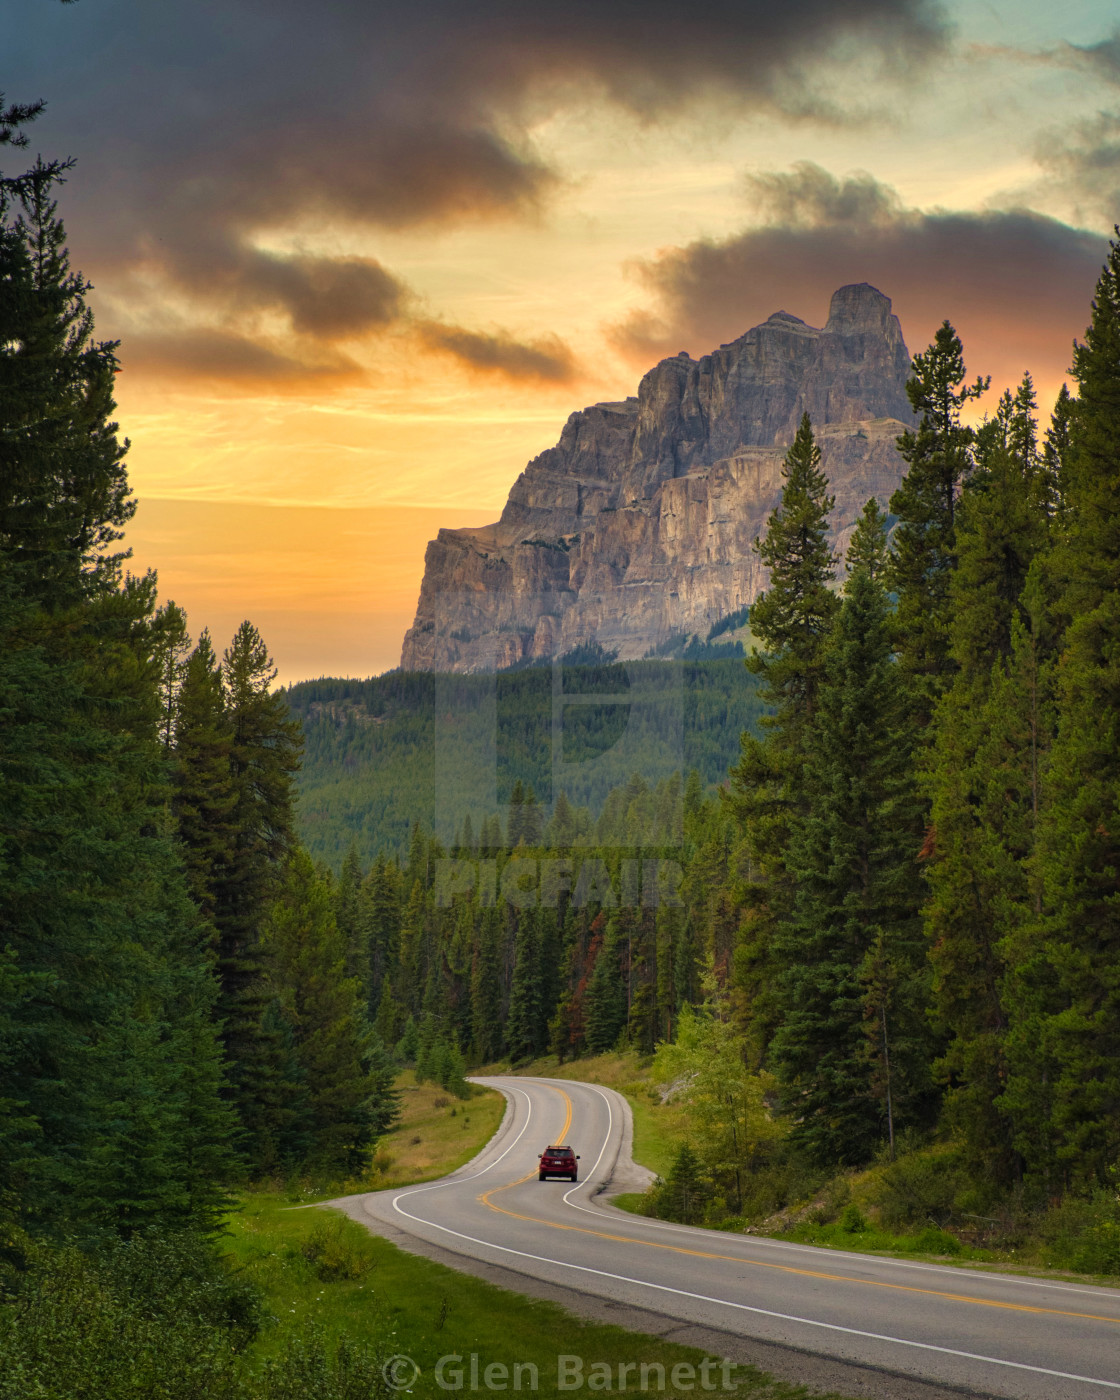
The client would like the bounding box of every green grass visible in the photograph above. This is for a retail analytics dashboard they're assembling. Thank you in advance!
[777,1219,979,1260]
[224,1193,857,1399]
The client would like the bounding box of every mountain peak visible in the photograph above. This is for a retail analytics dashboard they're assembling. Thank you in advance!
[401,285,915,672]
[825,283,894,335]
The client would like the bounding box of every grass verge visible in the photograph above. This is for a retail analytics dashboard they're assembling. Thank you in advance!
[224,1193,856,1398]
[367,1072,508,1192]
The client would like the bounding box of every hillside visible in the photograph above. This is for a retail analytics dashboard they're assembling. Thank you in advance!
[284,655,763,869]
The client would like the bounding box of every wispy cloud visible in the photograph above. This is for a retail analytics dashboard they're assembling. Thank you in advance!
[415,323,577,383]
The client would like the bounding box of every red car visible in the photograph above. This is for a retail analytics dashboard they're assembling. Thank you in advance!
[538,1145,579,1181]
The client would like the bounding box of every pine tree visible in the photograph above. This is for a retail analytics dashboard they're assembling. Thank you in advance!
[470,907,505,1063]
[1021,236,1120,1188]
[0,160,133,607]
[845,498,891,583]
[405,822,429,891]
[661,1142,709,1226]
[887,322,988,715]
[0,162,236,1236]
[1042,384,1074,522]
[520,786,544,846]
[172,631,236,924]
[584,919,628,1053]
[745,413,839,740]
[772,562,929,1165]
[506,780,526,849]
[506,908,544,1062]
[727,414,838,1059]
[333,846,368,994]
[263,851,388,1176]
[214,622,302,1131]
[151,601,191,754]
[950,382,1049,674]
[396,879,427,1015]
[548,791,579,847]
[363,855,401,1017]
[922,382,1054,1183]
[364,1035,402,1133]
[395,1015,420,1064]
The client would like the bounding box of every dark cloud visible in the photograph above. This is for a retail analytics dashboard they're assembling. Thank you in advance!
[125,319,576,392]
[135,237,410,341]
[614,164,1108,397]
[121,329,363,389]
[415,323,577,383]
[741,163,905,228]
[9,0,947,378]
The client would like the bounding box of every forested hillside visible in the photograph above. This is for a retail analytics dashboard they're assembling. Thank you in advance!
[284,655,764,868]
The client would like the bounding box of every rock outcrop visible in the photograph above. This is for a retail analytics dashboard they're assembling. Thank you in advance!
[401,284,914,672]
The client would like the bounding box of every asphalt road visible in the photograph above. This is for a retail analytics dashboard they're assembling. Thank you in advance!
[338,1076,1120,1398]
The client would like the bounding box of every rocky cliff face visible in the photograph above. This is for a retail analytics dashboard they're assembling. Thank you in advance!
[401,284,914,672]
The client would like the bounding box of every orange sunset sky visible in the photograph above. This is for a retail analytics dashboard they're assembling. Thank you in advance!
[10,0,1120,680]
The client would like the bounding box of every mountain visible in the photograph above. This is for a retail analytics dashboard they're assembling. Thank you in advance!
[401,283,915,673]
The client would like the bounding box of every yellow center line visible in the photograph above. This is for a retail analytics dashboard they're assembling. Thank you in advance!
[478,1086,1120,1328]
[479,1084,574,1195]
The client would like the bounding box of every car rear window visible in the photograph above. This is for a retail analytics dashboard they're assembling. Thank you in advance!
[547,1146,574,1156]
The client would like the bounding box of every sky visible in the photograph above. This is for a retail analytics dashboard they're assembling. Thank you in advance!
[7,0,1120,681]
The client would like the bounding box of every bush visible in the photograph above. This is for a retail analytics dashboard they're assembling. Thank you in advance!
[872,1148,964,1229]
[300,1216,376,1282]
[910,1226,963,1255]
[839,1204,867,1234]
[0,1231,261,1400]
[252,1328,393,1400]
[645,1144,711,1225]
[1040,1187,1120,1276]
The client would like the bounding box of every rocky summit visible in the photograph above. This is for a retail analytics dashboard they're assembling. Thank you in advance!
[400,283,915,672]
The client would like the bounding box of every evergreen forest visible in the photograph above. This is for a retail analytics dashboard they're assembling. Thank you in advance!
[0,110,401,1394]
[285,656,766,868]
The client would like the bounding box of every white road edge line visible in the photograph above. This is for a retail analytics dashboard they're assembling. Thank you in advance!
[546,1079,1120,1306]
[392,1083,534,1207]
[382,1079,1120,1393]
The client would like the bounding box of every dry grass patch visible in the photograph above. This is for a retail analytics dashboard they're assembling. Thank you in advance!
[366,1071,507,1191]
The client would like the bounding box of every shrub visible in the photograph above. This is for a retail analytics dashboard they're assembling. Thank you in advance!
[299,1216,375,1282]
[839,1204,867,1234]
[645,1144,711,1226]
[872,1148,964,1229]
[910,1226,962,1255]
[252,1328,393,1400]
[1041,1186,1120,1276]
[0,1231,261,1400]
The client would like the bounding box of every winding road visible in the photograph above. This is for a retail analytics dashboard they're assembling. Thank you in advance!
[336,1076,1120,1399]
